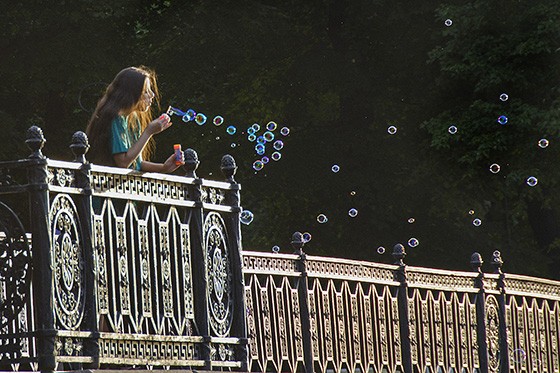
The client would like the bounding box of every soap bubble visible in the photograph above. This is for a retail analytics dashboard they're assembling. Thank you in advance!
[500,93,509,101]
[272,245,280,253]
[185,109,196,121]
[511,349,526,364]
[468,210,475,215]
[263,131,275,142]
[271,152,282,161]
[317,214,328,224]
[350,191,356,196]
[489,163,501,174]
[377,246,386,254]
[240,210,254,225]
[444,19,453,27]
[213,115,224,126]
[302,232,312,243]
[408,218,415,224]
[266,121,278,131]
[407,237,419,248]
[256,136,266,144]
[182,115,191,123]
[348,208,358,218]
[261,156,270,164]
[526,176,538,187]
[387,125,397,135]
[473,218,482,226]
[255,143,265,153]
[252,160,264,171]
[448,125,458,134]
[230,143,236,148]
[248,134,256,142]
[280,127,290,136]
[538,138,549,148]
[273,140,284,151]
[247,127,256,135]
[226,125,237,135]
[332,164,340,173]
[251,123,261,133]
[497,115,508,125]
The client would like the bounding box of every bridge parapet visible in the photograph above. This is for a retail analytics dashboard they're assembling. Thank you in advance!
[0,126,247,371]
[243,245,560,373]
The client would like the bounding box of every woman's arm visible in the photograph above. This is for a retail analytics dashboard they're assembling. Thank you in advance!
[113,115,172,168]
[141,153,184,173]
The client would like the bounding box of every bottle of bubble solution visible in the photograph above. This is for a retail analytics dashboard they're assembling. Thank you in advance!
[174,144,182,165]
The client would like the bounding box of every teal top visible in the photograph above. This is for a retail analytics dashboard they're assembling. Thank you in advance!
[111,115,142,171]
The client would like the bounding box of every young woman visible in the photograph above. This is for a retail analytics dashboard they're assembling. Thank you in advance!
[86,66,183,172]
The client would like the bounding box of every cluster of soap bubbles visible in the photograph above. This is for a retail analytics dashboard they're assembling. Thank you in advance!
[249,121,290,172]
[166,106,290,173]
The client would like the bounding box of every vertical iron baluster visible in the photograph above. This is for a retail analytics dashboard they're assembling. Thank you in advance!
[183,149,211,368]
[471,252,489,373]
[70,131,99,369]
[392,243,413,373]
[220,154,248,370]
[491,251,510,372]
[292,232,314,373]
[25,126,56,372]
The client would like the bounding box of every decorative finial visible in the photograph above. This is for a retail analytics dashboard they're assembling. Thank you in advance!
[491,250,503,274]
[25,125,46,159]
[291,231,305,254]
[470,252,483,273]
[70,131,90,163]
[183,148,200,178]
[220,154,237,182]
[392,243,406,266]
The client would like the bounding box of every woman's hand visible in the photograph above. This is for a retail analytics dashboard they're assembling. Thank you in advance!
[146,114,172,136]
[161,151,185,173]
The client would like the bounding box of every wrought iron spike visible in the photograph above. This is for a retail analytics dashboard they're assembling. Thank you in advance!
[392,243,406,265]
[491,250,503,273]
[183,148,200,177]
[25,125,46,159]
[291,231,304,253]
[70,131,90,163]
[220,154,237,181]
[470,252,483,272]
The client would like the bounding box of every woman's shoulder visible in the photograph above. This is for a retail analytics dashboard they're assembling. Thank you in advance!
[111,115,127,129]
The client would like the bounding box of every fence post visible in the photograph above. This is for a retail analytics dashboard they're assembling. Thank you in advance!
[292,232,314,373]
[491,251,510,372]
[183,149,211,368]
[471,252,489,373]
[220,155,248,370]
[25,126,56,372]
[69,131,99,369]
[392,243,413,373]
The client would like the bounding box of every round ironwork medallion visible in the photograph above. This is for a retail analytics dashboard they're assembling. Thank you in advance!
[204,212,233,337]
[50,194,85,330]
[0,201,31,328]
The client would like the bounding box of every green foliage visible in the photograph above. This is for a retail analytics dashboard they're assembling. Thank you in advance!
[1,0,559,278]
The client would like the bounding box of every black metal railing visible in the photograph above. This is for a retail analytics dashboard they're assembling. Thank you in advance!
[1,126,560,373]
[0,126,247,371]
[243,235,560,373]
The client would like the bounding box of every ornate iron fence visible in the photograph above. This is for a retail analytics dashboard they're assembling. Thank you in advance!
[0,126,559,373]
[0,126,247,371]
[243,238,560,373]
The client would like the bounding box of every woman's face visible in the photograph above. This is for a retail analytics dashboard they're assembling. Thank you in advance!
[139,77,155,112]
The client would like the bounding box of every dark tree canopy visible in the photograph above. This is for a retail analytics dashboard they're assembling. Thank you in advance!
[1,0,559,279]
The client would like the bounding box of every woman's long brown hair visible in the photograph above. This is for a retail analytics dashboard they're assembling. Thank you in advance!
[86,66,160,166]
